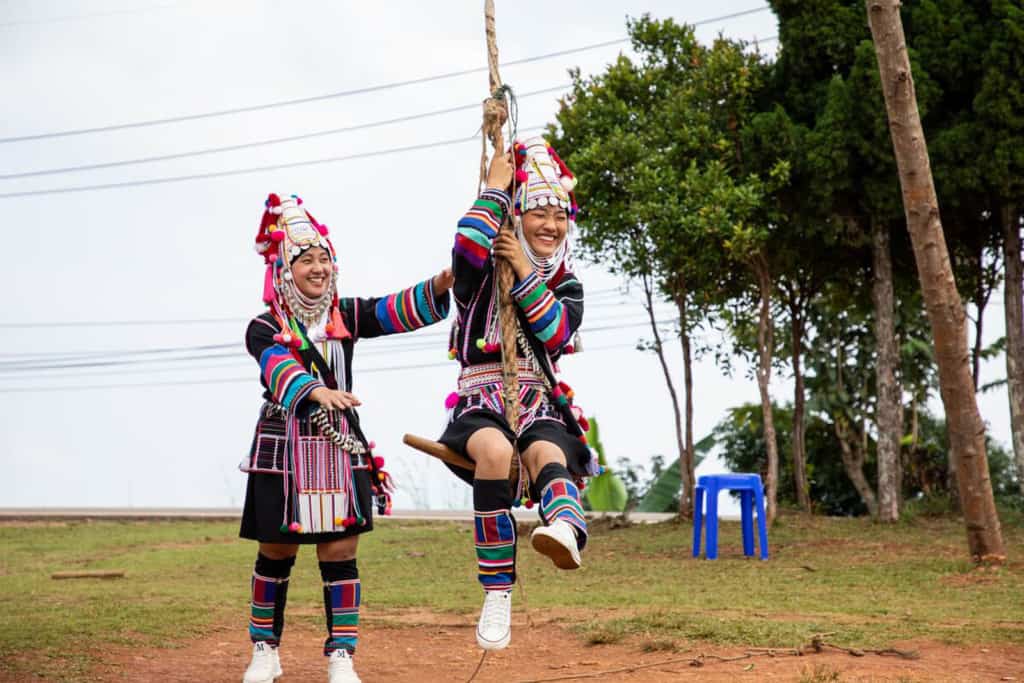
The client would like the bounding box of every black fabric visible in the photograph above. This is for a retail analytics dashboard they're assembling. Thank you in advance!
[239,470,374,544]
[439,409,590,488]
[255,552,296,578]
[319,558,359,583]
[473,477,514,512]
[530,462,573,502]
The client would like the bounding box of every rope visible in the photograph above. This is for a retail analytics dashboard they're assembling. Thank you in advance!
[466,650,488,683]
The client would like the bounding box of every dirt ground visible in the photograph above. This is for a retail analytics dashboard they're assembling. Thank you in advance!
[59,609,1021,683]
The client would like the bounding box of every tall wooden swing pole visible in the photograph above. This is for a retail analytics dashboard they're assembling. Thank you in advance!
[482,0,522,488]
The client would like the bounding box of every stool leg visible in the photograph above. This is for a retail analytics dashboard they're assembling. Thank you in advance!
[706,485,720,560]
[692,487,705,558]
[754,483,769,560]
[740,490,754,557]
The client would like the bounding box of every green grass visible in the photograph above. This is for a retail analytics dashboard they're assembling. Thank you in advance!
[2,511,1023,681]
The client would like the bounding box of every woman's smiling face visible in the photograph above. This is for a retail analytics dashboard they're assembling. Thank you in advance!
[520,205,568,257]
[290,246,332,298]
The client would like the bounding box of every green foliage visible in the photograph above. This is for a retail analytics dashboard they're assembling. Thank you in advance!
[582,416,628,512]
[635,433,713,513]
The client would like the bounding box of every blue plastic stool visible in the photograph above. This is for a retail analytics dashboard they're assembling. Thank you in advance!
[692,473,768,560]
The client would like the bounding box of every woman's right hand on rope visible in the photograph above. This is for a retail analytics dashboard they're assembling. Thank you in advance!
[310,387,362,411]
[486,152,514,192]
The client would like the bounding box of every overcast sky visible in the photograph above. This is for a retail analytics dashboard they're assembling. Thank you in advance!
[0,1,1011,511]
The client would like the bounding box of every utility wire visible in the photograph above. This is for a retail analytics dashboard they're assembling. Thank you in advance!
[0,85,569,180]
[0,286,632,330]
[0,6,772,144]
[0,315,679,373]
[0,339,656,393]
[0,126,545,199]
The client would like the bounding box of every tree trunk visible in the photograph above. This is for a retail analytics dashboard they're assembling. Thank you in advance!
[790,305,811,512]
[640,272,692,517]
[675,289,697,518]
[970,240,985,392]
[866,0,1005,560]
[835,417,880,517]
[873,218,902,522]
[1002,204,1024,496]
[752,254,780,523]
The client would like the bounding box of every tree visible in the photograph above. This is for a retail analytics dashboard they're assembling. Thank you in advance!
[865,0,1005,560]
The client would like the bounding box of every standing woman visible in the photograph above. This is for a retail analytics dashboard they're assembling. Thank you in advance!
[439,137,597,650]
[240,193,452,683]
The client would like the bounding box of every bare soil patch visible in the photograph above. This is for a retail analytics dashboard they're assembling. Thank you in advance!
[78,609,1024,683]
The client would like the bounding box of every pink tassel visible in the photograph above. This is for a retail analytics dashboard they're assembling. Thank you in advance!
[262,264,276,304]
[444,392,460,410]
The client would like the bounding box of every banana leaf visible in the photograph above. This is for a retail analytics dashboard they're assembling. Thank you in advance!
[582,416,628,512]
[635,433,715,512]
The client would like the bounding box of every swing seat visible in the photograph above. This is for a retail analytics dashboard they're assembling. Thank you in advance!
[692,474,769,560]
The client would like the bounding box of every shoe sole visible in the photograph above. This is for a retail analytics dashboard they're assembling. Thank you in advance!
[476,630,511,650]
[531,530,581,570]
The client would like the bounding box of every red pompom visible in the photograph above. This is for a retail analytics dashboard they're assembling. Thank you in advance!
[444,391,460,410]
[266,193,282,208]
[524,499,534,509]
[515,169,529,184]
[288,521,301,532]
[368,440,376,450]
[270,230,285,242]
[373,456,385,469]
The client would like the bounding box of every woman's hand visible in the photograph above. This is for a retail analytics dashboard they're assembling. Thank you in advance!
[486,152,514,192]
[492,230,533,280]
[309,387,362,411]
[432,267,455,294]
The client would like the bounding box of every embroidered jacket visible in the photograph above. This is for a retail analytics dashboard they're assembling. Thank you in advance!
[451,188,584,367]
[246,277,449,413]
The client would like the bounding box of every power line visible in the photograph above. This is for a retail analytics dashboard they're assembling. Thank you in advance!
[0,315,679,373]
[0,287,635,330]
[0,6,772,144]
[0,339,657,393]
[0,126,545,199]
[0,85,570,180]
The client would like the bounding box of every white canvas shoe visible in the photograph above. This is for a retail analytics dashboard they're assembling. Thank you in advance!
[530,520,582,569]
[476,589,512,650]
[243,641,282,683]
[327,649,362,683]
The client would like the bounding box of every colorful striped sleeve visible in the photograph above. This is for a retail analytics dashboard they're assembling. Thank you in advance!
[510,271,583,354]
[339,277,451,340]
[453,189,510,271]
[245,317,323,412]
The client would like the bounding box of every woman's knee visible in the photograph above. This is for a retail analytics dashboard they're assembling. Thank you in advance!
[258,542,299,560]
[467,427,514,467]
[317,537,359,562]
[522,440,567,479]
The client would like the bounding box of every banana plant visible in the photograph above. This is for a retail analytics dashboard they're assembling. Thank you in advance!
[582,416,628,512]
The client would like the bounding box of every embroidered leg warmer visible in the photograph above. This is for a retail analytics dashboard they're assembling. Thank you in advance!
[249,553,296,646]
[473,478,517,591]
[320,559,360,656]
[535,463,588,550]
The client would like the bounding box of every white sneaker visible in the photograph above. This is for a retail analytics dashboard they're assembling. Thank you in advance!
[476,589,512,650]
[531,520,582,570]
[327,649,362,683]
[243,641,282,683]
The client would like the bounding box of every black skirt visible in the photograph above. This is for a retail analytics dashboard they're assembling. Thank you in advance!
[239,469,375,544]
[438,406,591,489]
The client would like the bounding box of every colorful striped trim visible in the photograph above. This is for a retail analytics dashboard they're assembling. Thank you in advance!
[454,192,509,269]
[258,344,322,411]
[540,479,588,545]
[474,509,516,591]
[250,572,288,646]
[511,272,572,352]
[374,278,449,334]
[324,578,360,655]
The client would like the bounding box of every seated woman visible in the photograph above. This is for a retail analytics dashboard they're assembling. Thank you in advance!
[240,193,452,683]
[439,137,595,651]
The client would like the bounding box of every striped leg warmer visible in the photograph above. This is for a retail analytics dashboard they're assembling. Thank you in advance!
[321,559,360,656]
[536,463,589,550]
[249,553,296,646]
[473,478,517,591]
